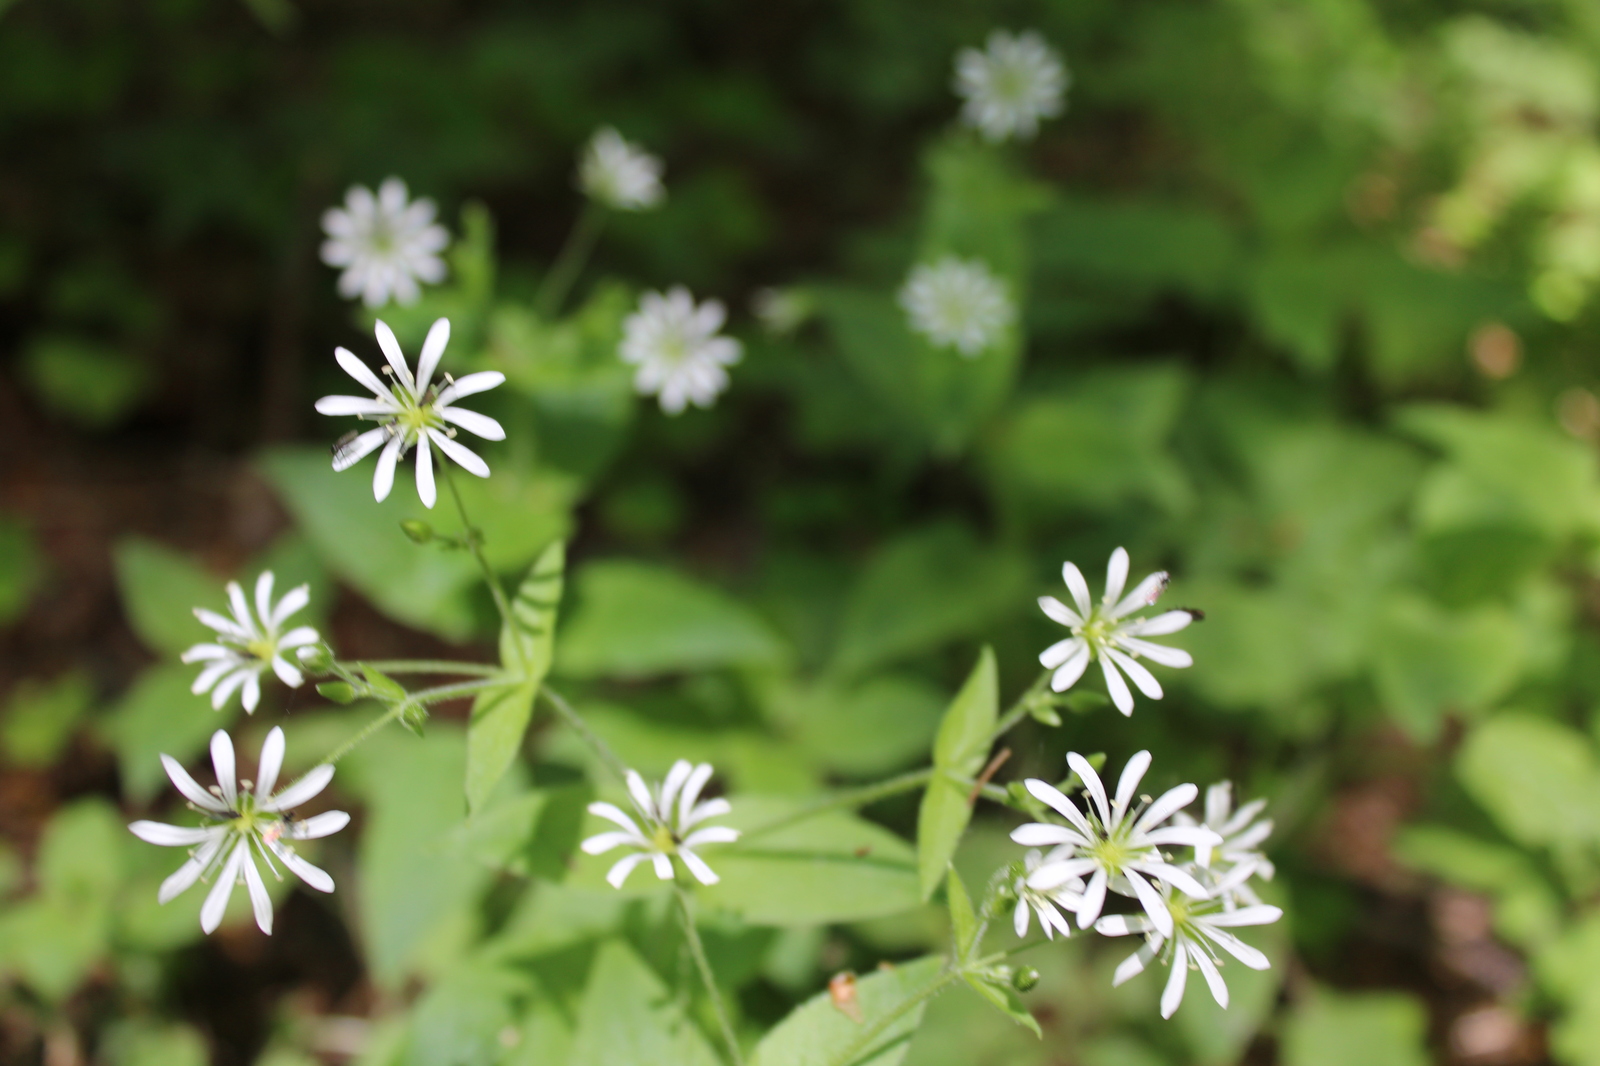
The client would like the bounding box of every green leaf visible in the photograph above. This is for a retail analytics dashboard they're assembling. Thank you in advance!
[829,526,1028,678]
[555,560,786,678]
[102,665,227,801]
[750,954,945,1066]
[259,447,480,641]
[959,974,1040,1038]
[402,964,532,1066]
[464,680,537,813]
[1392,825,1560,947]
[2,671,92,767]
[500,539,565,676]
[786,674,946,778]
[917,648,997,900]
[945,865,977,961]
[1373,595,1527,740]
[22,334,149,428]
[568,940,720,1066]
[1456,713,1600,848]
[1281,989,1429,1066]
[0,515,41,624]
[113,537,224,657]
[99,1022,209,1066]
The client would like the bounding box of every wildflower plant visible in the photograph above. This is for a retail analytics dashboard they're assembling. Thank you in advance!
[320,177,450,308]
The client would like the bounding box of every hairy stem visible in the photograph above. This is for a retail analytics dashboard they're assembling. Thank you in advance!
[740,767,935,841]
[540,683,630,782]
[440,461,514,632]
[536,202,605,318]
[320,677,500,766]
[824,966,958,1066]
[676,884,746,1066]
[357,659,503,677]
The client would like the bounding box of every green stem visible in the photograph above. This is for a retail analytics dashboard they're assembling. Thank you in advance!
[320,677,501,766]
[991,668,1052,738]
[740,767,934,841]
[676,884,746,1066]
[440,462,514,632]
[540,683,630,782]
[824,966,958,1066]
[357,659,503,677]
[536,202,605,318]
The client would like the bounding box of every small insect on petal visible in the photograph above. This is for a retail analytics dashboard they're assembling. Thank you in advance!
[829,972,864,1023]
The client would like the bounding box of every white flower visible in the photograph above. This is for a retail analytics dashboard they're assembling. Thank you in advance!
[1176,782,1275,908]
[898,256,1014,357]
[582,760,740,888]
[1011,751,1219,936]
[181,572,319,713]
[1038,547,1196,716]
[579,127,665,211]
[1096,892,1283,1019]
[314,317,506,509]
[320,178,449,308]
[751,287,813,336]
[619,287,743,414]
[128,728,349,935]
[953,30,1068,142]
[1012,848,1084,940]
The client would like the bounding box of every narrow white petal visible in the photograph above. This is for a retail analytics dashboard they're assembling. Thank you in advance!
[271,841,335,892]
[678,848,720,885]
[438,405,505,441]
[373,320,414,389]
[436,370,504,402]
[315,395,394,417]
[372,434,403,501]
[331,426,390,471]
[1101,657,1134,715]
[1026,857,1097,887]
[1117,637,1192,668]
[1077,868,1108,928]
[1135,783,1200,835]
[1192,945,1229,1007]
[626,772,656,821]
[682,825,739,848]
[255,728,285,799]
[1200,904,1283,929]
[1068,752,1111,828]
[1095,914,1155,937]
[1197,925,1271,969]
[1104,547,1129,606]
[210,668,250,710]
[243,848,274,934]
[1114,750,1152,818]
[428,430,490,477]
[1039,636,1083,669]
[1022,779,1095,838]
[278,625,319,648]
[1014,898,1030,937]
[190,658,235,695]
[201,841,247,934]
[1123,610,1193,637]
[334,346,397,402]
[605,852,651,889]
[682,797,731,831]
[414,433,436,509]
[1106,648,1163,699]
[1010,824,1080,848]
[582,831,639,855]
[651,853,675,880]
[1126,869,1172,939]
[1160,943,1189,1019]
[253,572,276,627]
[193,608,249,640]
[269,585,311,628]
[1113,944,1154,986]
[211,731,238,808]
[1139,861,1210,900]
[1061,562,1092,618]
[1051,644,1092,693]
[225,581,253,634]
[129,821,215,847]
[677,763,714,828]
[158,839,218,904]
[264,764,334,813]
[271,656,304,688]
[161,755,230,813]
[415,317,450,393]
[289,811,350,840]
[1112,571,1169,620]
[1038,596,1082,628]
[588,801,646,837]
[240,673,262,714]
[182,643,231,663]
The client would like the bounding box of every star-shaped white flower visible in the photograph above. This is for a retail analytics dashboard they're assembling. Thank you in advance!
[320,177,450,308]
[619,287,743,414]
[1038,547,1196,715]
[1011,751,1219,936]
[314,317,505,509]
[953,29,1069,142]
[1011,848,1084,940]
[898,256,1015,357]
[582,760,740,888]
[128,728,349,935]
[1176,781,1275,908]
[1096,892,1282,1019]
[579,127,665,211]
[181,572,319,713]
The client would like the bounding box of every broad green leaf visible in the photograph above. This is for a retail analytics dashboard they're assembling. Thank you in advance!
[829,526,1028,678]
[1373,595,1526,740]
[259,448,480,641]
[920,138,1049,279]
[402,964,533,1066]
[113,537,224,656]
[103,665,228,801]
[499,540,565,675]
[1393,825,1560,947]
[502,1000,575,1066]
[455,781,592,880]
[785,674,945,778]
[1280,989,1429,1066]
[960,974,1040,1038]
[750,954,945,1066]
[0,515,41,624]
[1457,713,1600,848]
[945,865,977,961]
[918,649,997,899]
[555,560,786,678]
[22,334,149,428]
[99,1022,208,1066]
[2,671,92,767]
[488,881,631,960]
[568,940,720,1066]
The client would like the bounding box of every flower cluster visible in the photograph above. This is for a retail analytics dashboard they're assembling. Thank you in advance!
[619,287,743,414]
[1038,548,1196,716]
[182,572,319,713]
[129,728,349,935]
[320,178,449,308]
[582,760,740,887]
[315,318,505,508]
[953,30,1069,142]
[1008,752,1280,1018]
[899,256,1014,356]
[579,127,665,211]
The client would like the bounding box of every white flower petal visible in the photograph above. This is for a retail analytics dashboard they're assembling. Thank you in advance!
[1106,648,1163,699]
[1192,944,1229,1007]
[1135,783,1200,836]
[1113,750,1152,818]
[331,426,391,471]
[1123,610,1193,637]
[414,433,436,509]
[1023,779,1094,839]
[243,847,274,934]
[428,430,490,477]
[1076,868,1108,928]
[651,853,675,880]
[211,731,238,808]
[1037,595,1082,628]
[1101,656,1134,715]
[256,728,285,799]
[582,831,640,855]
[270,840,335,893]
[588,801,646,838]
[334,346,396,402]
[605,852,652,889]
[437,405,505,442]
[372,434,403,502]
[682,825,739,848]
[129,821,216,847]
[315,395,394,417]
[1117,636,1192,669]
[1111,571,1169,620]
[1067,751,1111,827]
[1061,562,1092,618]
[678,848,720,885]
[1051,643,1092,692]
[415,317,450,393]
[289,811,350,839]
[201,840,248,934]
[1104,547,1129,606]
[264,764,335,812]
[161,754,230,813]
[373,320,413,390]
[1125,868,1172,939]
[437,370,504,402]
[1160,942,1189,1019]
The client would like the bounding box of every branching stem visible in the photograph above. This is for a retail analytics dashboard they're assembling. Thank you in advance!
[990,668,1053,738]
[357,659,503,676]
[676,884,746,1066]
[319,677,500,766]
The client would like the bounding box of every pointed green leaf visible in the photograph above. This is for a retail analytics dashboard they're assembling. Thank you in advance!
[946,865,977,962]
[500,540,565,676]
[465,680,539,812]
[916,775,972,901]
[113,538,224,657]
[751,955,945,1066]
[568,940,720,1066]
[960,974,1041,1038]
[917,648,997,898]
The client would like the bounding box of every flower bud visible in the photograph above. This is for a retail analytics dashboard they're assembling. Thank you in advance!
[316,681,357,704]
[400,519,434,544]
[296,643,334,673]
[1011,966,1040,993]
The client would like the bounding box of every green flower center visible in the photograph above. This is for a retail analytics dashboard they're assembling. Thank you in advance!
[650,823,678,853]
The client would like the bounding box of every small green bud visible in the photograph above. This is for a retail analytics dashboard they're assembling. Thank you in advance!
[1062,690,1110,714]
[399,703,429,736]
[1005,781,1034,808]
[1027,699,1062,727]
[1011,966,1040,993]
[316,681,357,704]
[400,519,434,544]
[296,644,334,673]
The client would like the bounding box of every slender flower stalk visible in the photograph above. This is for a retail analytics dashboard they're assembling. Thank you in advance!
[582,760,740,887]
[320,177,449,308]
[182,572,318,713]
[1038,547,1196,715]
[128,728,349,935]
[315,317,505,508]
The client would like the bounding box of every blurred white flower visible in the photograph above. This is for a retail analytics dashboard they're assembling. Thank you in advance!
[128,728,349,935]
[1175,781,1275,908]
[1097,895,1283,1019]
[751,286,814,336]
[582,760,740,888]
[899,256,1014,356]
[1011,751,1218,934]
[1038,547,1196,715]
[182,572,319,713]
[314,317,505,509]
[953,30,1068,142]
[1012,848,1083,940]
[620,287,743,414]
[320,177,449,308]
[579,127,665,211]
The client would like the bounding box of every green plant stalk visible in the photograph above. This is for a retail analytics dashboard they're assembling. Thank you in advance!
[990,668,1053,738]
[319,677,500,766]
[536,201,606,318]
[439,461,514,633]
[740,767,935,841]
[356,659,504,676]
[676,884,747,1066]
[541,683,630,782]
[824,965,959,1066]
